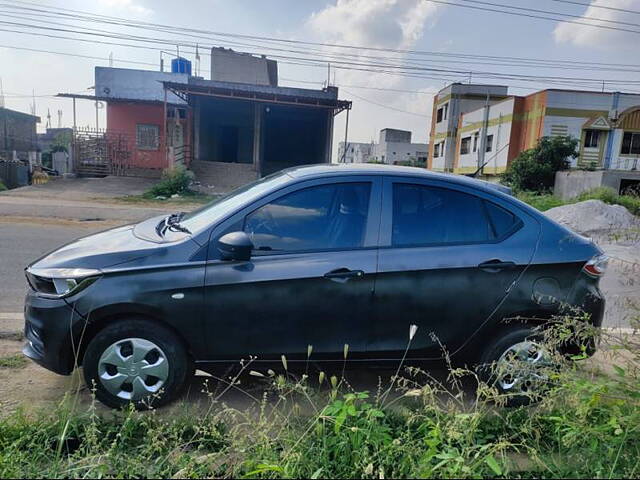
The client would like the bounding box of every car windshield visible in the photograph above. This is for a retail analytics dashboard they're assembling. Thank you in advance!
[178,171,293,234]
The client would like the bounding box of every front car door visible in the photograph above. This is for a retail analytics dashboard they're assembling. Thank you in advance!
[202,175,382,363]
[371,176,538,359]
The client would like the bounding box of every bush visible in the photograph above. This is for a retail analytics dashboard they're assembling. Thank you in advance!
[0,180,6,191]
[576,187,640,216]
[147,165,195,198]
[502,136,578,193]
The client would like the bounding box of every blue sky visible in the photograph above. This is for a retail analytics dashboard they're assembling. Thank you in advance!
[1,0,638,153]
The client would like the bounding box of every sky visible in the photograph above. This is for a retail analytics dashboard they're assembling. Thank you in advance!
[1,0,639,159]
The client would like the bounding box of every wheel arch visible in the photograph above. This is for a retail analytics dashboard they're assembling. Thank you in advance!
[71,303,194,368]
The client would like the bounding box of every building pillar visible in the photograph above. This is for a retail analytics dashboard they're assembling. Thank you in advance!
[325,110,334,163]
[253,103,262,176]
[194,101,200,162]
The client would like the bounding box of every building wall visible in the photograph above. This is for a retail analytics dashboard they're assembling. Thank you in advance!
[96,67,189,104]
[455,97,516,174]
[107,102,192,170]
[337,142,373,163]
[0,107,39,155]
[429,83,508,172]
[373,141,428,164]
[210,48,278,86]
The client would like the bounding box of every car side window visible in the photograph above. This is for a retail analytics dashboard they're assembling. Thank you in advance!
[485,201,519,238]
[392,183,499,247]
[244,183,371,253]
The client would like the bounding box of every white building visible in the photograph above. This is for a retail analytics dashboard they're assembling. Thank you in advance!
[339,128,428,165]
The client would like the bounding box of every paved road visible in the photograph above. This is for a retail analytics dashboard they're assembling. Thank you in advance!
[0,221,110,314]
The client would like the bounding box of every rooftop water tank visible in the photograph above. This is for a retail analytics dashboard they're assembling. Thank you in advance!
[171,57,192,75]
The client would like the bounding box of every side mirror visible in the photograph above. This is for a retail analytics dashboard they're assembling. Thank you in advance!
[218,231,254,261]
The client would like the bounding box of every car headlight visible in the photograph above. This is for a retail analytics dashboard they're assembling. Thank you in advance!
[25,267,102,299]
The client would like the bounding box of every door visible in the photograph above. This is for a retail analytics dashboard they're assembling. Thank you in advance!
[202,177,382,362]
[371,178,536,359]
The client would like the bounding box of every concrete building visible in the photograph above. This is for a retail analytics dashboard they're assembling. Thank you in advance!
[0,107,40,161]
[337,142,373,163]
[59,50,350,190]
[339,128,427,165]
[428,83,640,192]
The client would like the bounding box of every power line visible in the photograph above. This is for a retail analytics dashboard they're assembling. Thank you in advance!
[0,43,156,66]
[424,0,640,35]
[5,0,640,66]
[342,90,431,117]
[548,0,640,16]
[454,0,640,28]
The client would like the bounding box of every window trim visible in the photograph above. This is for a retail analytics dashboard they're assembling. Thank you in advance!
[621,131,640,155]
[136,123,160,151]
[378,177,523,249]
[460,136,471,155]
[584,129,600,149]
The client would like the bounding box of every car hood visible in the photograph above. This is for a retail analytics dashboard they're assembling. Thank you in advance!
[28,224,161,270]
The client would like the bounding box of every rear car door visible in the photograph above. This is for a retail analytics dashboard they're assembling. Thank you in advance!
[371,177,537,359]
[202,176,382,362]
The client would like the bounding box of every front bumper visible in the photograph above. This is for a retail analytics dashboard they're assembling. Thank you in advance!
[22,290,84,375]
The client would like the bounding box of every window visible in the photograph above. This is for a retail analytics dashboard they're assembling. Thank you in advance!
[443,103,449,120]
[473,132,479,152]
[244,183,371,252]
[136,124,159,150]
[485,202,519,238]
[436,107,444,123]
[621,132,640,155]
[584,130,600,149]
[460,136,471,155]
[486,134,494,153]
[392,184,494,247]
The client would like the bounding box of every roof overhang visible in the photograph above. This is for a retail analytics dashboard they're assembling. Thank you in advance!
[56,93,184,107]
[162,80,351,115]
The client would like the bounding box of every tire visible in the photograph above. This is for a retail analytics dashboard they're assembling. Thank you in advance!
[83,318,193,409]
[477,325,553,407]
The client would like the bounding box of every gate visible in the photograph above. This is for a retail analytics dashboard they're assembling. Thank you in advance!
[73,128,133,177]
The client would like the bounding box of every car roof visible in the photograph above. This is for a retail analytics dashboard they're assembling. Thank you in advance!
[284,164,513,196]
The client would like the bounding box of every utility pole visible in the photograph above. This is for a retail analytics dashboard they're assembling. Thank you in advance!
[57,109,63,128]
[0,77,4,108]
[327,63,331,87]
[477,90,491,174]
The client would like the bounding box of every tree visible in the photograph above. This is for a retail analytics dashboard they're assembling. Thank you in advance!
[501,136,578,193]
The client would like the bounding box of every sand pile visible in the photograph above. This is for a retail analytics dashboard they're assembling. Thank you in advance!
[544,200,640,237]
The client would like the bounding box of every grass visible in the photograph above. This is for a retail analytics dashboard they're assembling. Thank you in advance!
[518,187,640,215]
[0,318,639,478]
[0,354,28,369]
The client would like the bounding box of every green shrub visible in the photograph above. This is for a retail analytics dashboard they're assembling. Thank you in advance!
[502,136,578,193]
[0,180,6,191]
[146,165,195,198]
[576,187,640,216]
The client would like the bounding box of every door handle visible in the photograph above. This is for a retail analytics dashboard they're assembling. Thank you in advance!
[478,259,516,272]
[323,268,365,282]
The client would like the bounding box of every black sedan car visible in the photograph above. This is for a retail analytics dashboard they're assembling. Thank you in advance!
[23,164,606,408]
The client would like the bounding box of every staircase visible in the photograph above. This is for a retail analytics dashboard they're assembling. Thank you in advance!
[190,160,258,194]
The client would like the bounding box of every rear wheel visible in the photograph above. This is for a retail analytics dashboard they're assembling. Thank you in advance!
[83,319,193,409]
[478,326,554,406]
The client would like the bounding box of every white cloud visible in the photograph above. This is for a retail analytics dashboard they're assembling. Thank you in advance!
[307,0,437,50]
[554,0,636,49]
[304,0,442,154]
[99,0,152,16]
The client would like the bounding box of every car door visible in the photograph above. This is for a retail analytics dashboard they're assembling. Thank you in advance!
[202,176,382,362]
[371,176,537,359]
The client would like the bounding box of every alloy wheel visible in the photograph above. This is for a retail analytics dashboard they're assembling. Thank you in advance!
[495,340,552,395]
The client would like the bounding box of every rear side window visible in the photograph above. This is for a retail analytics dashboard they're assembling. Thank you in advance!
[391,184,519,247]
[485,201,518,238]
[244,183,371,252]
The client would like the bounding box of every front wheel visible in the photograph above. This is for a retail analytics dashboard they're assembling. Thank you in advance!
[477,326,555,407]
[83,319,193,409]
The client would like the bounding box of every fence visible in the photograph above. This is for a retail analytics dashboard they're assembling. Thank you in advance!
[73,128,171,177]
